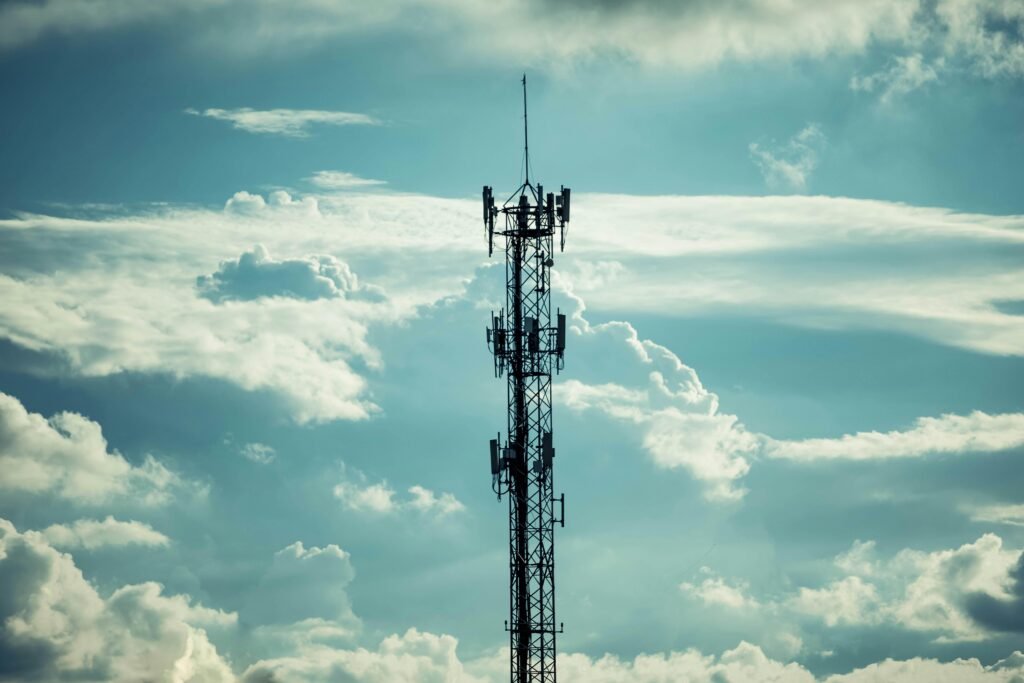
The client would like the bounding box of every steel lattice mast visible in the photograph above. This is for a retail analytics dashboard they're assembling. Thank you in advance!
[483,75,571,683]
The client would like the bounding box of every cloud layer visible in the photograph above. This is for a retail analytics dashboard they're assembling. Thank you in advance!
[2,0,1021,85]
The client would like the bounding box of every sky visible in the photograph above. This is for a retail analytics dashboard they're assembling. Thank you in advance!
[1,1,1023,681]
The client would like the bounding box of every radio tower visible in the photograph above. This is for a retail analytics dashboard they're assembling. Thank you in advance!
[483,74,571,683]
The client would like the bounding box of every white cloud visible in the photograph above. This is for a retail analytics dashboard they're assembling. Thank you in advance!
[749,124,826,192]
[850,53,942,102]
[969,503,1024,527]
[185,107,379,137]
[39,516,170,550]
[0,517,235,681]
[826,653,1024,683]
[790,577,883,627]
[680,567,761,610]
[240,442,276,464]
[333,466,464,518]
[765,411,1024,462]
[334,478,398,515]
[0,392,194,505]
[308,170,387,190]
[407,485,466,517]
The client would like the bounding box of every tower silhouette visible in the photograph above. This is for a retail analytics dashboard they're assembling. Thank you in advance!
[484,74,571,683]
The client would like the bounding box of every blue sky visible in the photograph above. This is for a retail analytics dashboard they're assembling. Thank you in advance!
[1,1,1023,681]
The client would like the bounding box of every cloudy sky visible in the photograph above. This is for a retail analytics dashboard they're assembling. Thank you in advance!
[1,1,1023,681]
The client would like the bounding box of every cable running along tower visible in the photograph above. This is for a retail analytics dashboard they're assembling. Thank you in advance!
[483,75,571,683]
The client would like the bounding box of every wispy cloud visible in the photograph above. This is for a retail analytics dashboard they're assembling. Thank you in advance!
[240,442,276,464]
[749,124,826,192]
[307,170,386,190]
[184,107,379,138]
[765,411,1024,462]
[969,504,1024,528]
[851,53,942,103]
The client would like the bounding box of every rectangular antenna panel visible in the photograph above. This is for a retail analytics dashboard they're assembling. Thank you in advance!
[556,313,566,353]
[526,317,539,352]
[490,439,499,474]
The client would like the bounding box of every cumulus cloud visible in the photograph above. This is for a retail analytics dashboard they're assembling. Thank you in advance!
[39,516,170,550]
[196,244,379,303]
[5,514,1023,683]
[687,535,1024,645]
[246,541,359,633]
[0,392,193,505]
[554,284,755,501]
[749,124,826,192]
[224,189,321,216]
[790,577,883,628]
[766,534,1024,641]
[185,107,379,137]
[242,628,486,683]
[308,170,387,190]
[476,640,1024,683]
[826,652,1024,683]
[680,567,761,610]
[0,518,234,682]
[407,485,466,517]
[333,466,465,518]
[965,551,1024,633]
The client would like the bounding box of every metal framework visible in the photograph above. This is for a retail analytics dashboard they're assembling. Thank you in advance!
[483,75,571,683]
